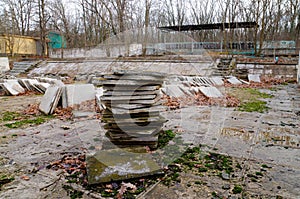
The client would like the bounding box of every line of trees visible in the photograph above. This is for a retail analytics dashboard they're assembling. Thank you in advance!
[0,0,299,55]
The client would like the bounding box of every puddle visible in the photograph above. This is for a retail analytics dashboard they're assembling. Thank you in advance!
[221,127,300,148]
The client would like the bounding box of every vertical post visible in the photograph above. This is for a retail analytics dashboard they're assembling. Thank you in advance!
[297,50,300,85]
[220,28,223,53]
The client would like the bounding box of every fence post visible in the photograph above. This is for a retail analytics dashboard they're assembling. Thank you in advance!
[298,50,300,84]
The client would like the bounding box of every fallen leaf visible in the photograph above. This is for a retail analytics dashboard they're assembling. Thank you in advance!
[61,125,71,130]
[21,175,30,181]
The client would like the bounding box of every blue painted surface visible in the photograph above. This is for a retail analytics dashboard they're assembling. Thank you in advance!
[48,32,66,49]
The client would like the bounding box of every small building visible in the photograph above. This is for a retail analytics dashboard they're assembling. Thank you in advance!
[48,32,66,49]
[0,34,47,56]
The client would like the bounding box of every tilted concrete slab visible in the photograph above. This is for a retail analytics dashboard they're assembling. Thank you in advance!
[0,80,25,95]
[0,83,19,95]
[39,86,63,115]
[34,83,51,93]
[162,84,186,98]
[227,76,242,85]
[0,57,10,73]
[248,74,261,83]
[62,84,96,108]
[210,76,224,86]
[199,86,223,98]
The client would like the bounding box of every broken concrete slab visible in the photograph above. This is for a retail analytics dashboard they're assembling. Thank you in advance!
[199,86,223,98]
[0,57,10,73]
[39,86,63,115]
[86,149,162,184]
[62,84,96,108]
[248,74,261,83]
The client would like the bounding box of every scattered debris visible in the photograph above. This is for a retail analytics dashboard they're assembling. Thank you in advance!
[23,104,40,115]
[46,154,87,185]
[162,96,181,110]
[20,175,30,181]
[53,107,73,120]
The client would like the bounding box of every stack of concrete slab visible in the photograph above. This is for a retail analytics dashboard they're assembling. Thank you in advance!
[100,71,166,148]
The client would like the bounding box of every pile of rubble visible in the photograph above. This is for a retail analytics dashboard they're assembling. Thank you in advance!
[161,75,257,99]
[161,74,264,109]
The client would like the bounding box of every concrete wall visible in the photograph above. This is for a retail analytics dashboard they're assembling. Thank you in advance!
[50,44,164,59]
[237,63,297,78]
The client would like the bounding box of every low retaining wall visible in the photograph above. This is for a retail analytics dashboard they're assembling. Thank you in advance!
[237,63,297,79]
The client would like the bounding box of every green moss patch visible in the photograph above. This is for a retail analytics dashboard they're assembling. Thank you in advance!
[232,184,243,194]
[229,88,273,113]
[158,130,176,149]
[1,112,22,121]
[238,101,269,113]
[0,175,15,190]
[4,117,47,129]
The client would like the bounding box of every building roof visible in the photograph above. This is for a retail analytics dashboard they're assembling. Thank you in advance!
[0,34,42,40]
[158,22,258,32]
